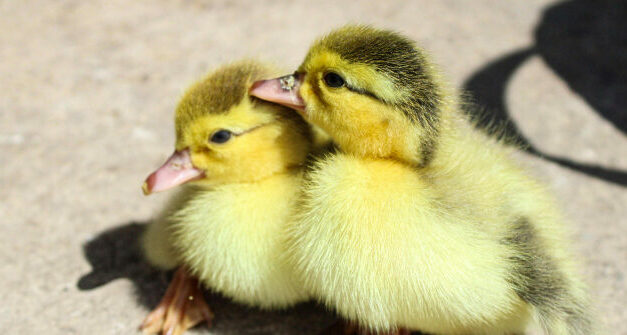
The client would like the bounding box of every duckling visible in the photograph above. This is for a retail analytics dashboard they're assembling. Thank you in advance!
[139,60,313,335]
[250,25,594,335]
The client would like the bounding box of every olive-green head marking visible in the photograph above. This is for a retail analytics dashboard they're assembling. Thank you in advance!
[302,25,443,127]
[175,61,267,140]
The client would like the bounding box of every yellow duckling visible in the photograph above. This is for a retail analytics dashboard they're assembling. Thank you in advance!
[140,60,312,335]
[251,25,594,335]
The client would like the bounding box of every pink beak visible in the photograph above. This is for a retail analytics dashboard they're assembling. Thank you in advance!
[249,73,306,112]
[142,149,204,195]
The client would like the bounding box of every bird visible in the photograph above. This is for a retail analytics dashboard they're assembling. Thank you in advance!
[139,59,313,335]
[250,25,595,335]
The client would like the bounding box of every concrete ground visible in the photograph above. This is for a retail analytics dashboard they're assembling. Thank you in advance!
[1,0,625,334]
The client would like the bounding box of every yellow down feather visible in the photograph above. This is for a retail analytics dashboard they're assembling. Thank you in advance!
[284,25,594,334]
[142,59,312,308]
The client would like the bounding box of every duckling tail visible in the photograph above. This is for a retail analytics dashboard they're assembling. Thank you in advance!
[533,295,594,335]
[504,218,595,335]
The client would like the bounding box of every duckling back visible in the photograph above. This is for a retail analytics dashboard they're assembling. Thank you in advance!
[429,115,595,335]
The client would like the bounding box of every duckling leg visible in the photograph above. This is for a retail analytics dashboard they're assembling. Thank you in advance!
[323,320,357,334]
[324,320,411,335]
[140,267,213,335]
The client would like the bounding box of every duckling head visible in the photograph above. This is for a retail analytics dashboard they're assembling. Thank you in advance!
[251,25,446,166]
[143,60,311,195]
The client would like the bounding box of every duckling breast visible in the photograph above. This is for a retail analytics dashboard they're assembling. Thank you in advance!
[170,173,309,308]
[289,153,530,332]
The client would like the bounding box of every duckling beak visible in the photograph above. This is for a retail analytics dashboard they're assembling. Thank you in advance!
[249,74,306,113]
[142,149,204,195]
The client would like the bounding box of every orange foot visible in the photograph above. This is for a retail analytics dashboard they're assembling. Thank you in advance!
[140,267,214,335]
[324,320,411,335]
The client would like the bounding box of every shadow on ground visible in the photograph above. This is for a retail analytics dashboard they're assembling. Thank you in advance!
[77,222,336,335]
[463,0,627,186]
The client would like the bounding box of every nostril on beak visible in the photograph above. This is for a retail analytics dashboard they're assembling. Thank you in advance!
[279,74,296,91]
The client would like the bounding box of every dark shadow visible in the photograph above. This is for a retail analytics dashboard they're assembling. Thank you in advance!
[536,0,627,133]
[77,222,335,334]
[77,222,167,308]
[462,48,536,144]
[463,0,627,186]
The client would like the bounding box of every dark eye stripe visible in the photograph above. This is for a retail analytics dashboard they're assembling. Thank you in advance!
[345,84,381,102]
[315,72,382,104]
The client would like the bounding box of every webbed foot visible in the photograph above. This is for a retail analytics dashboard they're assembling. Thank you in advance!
[140,267,213,335]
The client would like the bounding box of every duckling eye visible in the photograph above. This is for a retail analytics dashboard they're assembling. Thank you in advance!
[209,129,232,144]
[323,72,345,88]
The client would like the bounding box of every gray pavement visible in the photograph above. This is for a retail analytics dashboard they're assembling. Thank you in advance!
[1,0,625,334]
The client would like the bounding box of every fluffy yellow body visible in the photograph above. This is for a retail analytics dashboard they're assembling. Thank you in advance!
[288,116,586,334]
[142,60,312,311]
[168,171,309,308]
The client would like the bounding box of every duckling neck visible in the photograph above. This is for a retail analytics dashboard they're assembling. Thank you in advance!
[344,116,450,168]
[327,120,421,167]
[394,102,459,168]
